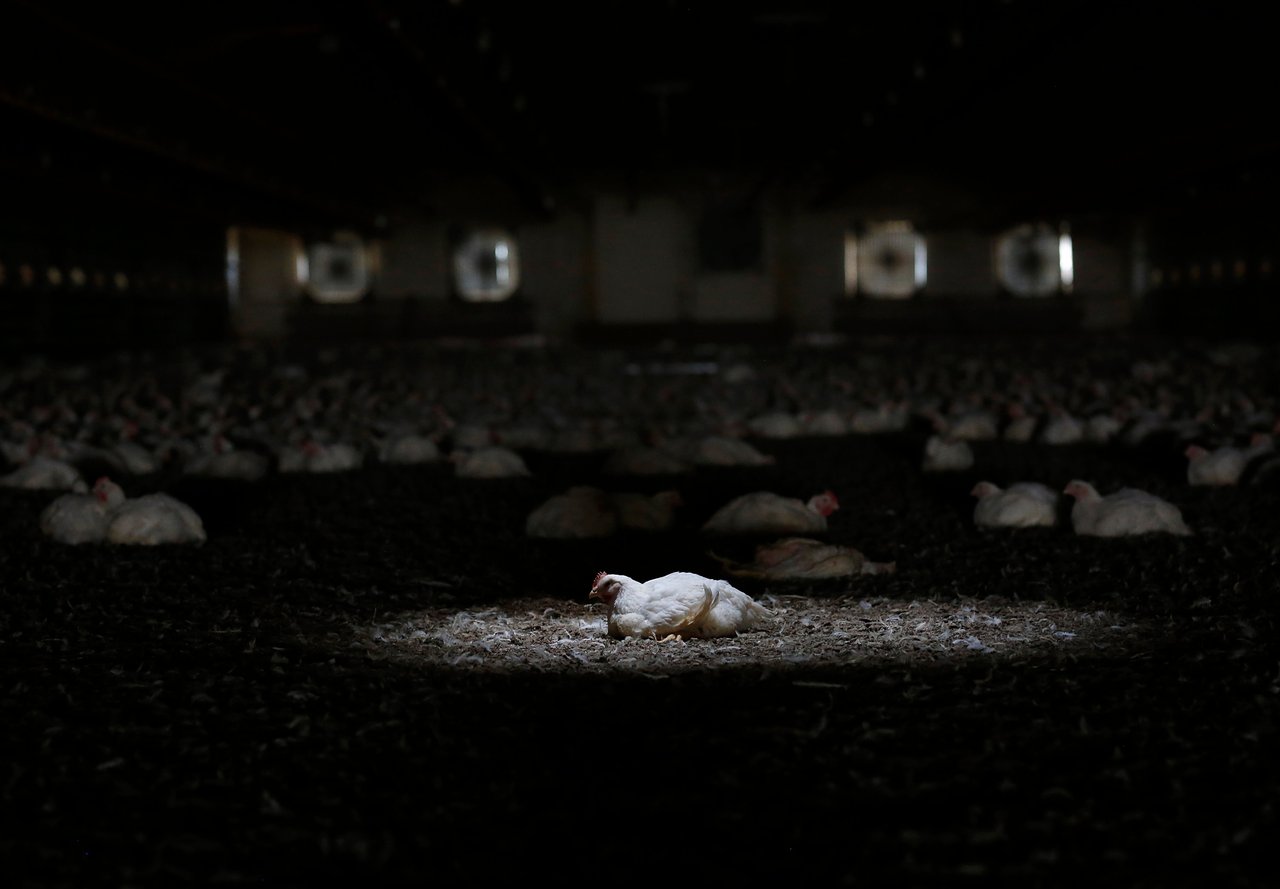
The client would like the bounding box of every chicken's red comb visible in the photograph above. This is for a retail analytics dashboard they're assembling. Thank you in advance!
[824,490,839,505]
[592,571,607,588]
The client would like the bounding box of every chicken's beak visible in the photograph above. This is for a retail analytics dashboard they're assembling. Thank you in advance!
[588,587,600,600]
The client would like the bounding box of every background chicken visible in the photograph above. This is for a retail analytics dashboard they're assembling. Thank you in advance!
[610,490,683,532]
[525,486,618,539]
[1064,480,1192,537]
[1185,434,1273,486]
[711,537,896,580]
[687,435,775,467]
[970,481,1059,528]
[40,477,206,545]
[278,439,364,474]
[100,480,208,545]
[39,476,122,544]
[601,446,691,476]
[1,456,87,492]
[701,490,839,536]
[453,445,531,479]
[922,435,974,472]
[378,433,442,466]
[184,435,271,481]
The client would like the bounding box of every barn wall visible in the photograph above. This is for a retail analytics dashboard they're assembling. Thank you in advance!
[377,222,451,300]
[924,230,1000,298]
[0,179,1211,351]
[232,226,302,340]
[344,175,1156,341]
[784,211,845,334]
[692,272,775,322]
[0,208,228,354]
[1073,229,1134,329]
[520,212,591,338]
[591,195,691,324]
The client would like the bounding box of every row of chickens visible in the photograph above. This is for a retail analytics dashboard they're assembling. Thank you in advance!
[584,476,1195,641]
[39,477,205,545]
[922,429,1276,484]
[526,471,1193,543]
[526,488,837,538]
[3,421,1273,511]
[1,340,1272,556]
[1,340,1262,645]
[972,480,1192,536]
[1,339,1276,493]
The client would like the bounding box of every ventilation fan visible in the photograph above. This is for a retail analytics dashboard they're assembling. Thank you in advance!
[995,224,1069,297]
[857,223,926,299]
[453,229,520,303]
[305,232,369,304]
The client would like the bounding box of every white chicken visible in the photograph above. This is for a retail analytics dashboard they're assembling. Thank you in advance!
[601,446,691,476]
[589,570,774,639]
[746,411,803,439]
[495,421,552,451]
[1002,403,1039,443]
[922,435,974,472]
[800,409,850,436]
[610,490,682,532]
[39,478,121,544]
[701,490,839,535]
[1064,480,1192,537]
[378,433,442,466]
[99,479,207,545]
[185,436,270,481]
[450,423,496,452]
[687,435,775,467]
[1185,435,1273,486]
[525,486,619,539]
[939,409,999,442]
[711,537,895,580]
[525,487,683,538]
[40,478,206,545]
[849,402,909,434]
[1039,408,1084,445]
[453,445,531,479]
[970,481,1058,528]
[0,456,87,492]
[278,440,364,474]
[68,440,160,476]
[1084,412,1124,444]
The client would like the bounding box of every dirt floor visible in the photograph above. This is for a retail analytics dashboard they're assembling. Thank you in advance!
[2,341,1278,887]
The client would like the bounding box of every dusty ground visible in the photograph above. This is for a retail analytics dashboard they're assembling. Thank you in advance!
[364,595,1141,674]
[2,341,1278,887]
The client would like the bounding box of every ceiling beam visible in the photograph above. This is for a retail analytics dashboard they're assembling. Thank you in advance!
[0,86,384,225]
[362,0,556,218]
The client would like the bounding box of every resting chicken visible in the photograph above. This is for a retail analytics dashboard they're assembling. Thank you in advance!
[971,481,1058,528]
[589,571,774,639]
[711,537,895,580]
[1064,480,1191,537]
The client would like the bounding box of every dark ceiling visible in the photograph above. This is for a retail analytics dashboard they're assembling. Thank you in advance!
[1,0,1275,231]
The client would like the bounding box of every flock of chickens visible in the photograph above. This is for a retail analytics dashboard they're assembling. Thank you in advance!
[1,340,1275,638]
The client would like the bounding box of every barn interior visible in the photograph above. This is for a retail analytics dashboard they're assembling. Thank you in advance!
[2,1,1277,885]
